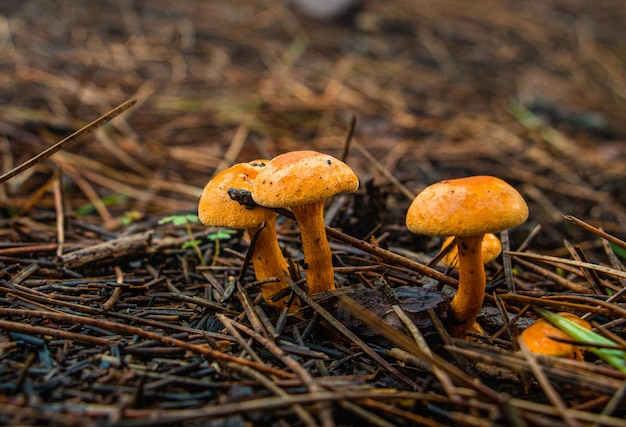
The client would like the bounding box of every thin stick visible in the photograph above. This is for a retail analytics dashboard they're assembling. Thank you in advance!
[102,265,124,310]
[217,313,335,427]
[518,338,582,427]
[352,139,416,201]
[215,124,248,173]
[286,276,419,389]
[0,99,137,183]
[60,160,114,225]
[52,168,65,258]
[506,251,626,280]
[499,294,613,316]
[340,114,357,163]
[394,303,459,398]
[225,362,319,427]
[219,316,266,365]
[0,308,293,378]
[122,390,437,424]
[0,319,113,346]
[513,258,594,294]
[564,215,626,250]
[501,230,516,293]
[598,381,626,424]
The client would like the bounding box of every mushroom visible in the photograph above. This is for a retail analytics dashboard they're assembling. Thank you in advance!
[520,312,591,360]
[198,161,294,309]
[406,176,528,337]
[251,150,359,295]
[440,233,502,268]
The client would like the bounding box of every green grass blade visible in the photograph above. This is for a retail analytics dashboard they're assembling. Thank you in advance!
[536,309,626,373]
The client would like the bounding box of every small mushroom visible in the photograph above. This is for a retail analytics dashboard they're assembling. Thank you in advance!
[198,161,293,309]
[251,150,359,295]
[520,312,591,360]
[440,233,502,268]
[406,176,528,337]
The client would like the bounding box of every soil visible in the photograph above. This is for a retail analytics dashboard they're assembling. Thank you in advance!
[0,1,625,426]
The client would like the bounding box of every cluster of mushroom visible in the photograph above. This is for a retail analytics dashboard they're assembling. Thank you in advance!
[199,154,579,359]
[198,151,359,309]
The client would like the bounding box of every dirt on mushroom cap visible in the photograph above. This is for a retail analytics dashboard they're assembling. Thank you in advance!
[406,175,528,237]
[252,150,359,208]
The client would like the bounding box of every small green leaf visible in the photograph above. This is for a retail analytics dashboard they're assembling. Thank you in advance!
[207,229,236,241]
[158,215,176,225]
[610,242,626,260]
[159,215,186,226]
[76,203,96,217]
[182,240,201,249]
[76,194,128,217]
[175,217,189,226]
[159,213,206,266]
[119,211,141,226]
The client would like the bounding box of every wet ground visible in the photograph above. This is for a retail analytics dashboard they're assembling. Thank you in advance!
[1,1,625,426]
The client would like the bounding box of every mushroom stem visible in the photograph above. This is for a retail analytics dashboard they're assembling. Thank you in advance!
[291,202,335,295]
[450,234,485,337]
[246,221,293,309]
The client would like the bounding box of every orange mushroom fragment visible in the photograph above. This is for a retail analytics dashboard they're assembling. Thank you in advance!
[520,312,591,360]
[198,161,294,309]
[440,233,502,268]
[406,176,528,337]
[252,151,359,295]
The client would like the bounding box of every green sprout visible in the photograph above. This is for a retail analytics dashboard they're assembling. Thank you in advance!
[119,210,142,226]
[537,308,626,373]
[76,193,129,217]
[206,229,236,266]
[159,214,205,266]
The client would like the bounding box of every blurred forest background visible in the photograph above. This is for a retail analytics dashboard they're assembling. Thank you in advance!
[1,0,624,251]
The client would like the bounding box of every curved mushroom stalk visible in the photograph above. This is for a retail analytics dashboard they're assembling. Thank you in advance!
[449,235,485,337]
[291,202,335,295]
[246,222,296,309]
[405,175,528,339]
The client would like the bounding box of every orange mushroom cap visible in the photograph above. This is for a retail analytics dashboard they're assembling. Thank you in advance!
[251,151,359,295]
[251,150,359,208]
[198,161,294,310]
[198,162,275,229]
[520,312,591,360]
[440,233,502,268]
[406,176,528,237]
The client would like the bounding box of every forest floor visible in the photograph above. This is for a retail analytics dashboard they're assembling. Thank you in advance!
[0,1,625,426]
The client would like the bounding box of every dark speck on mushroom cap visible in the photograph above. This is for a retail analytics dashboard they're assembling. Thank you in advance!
[406,175,528,237]
[251,150,359,208]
